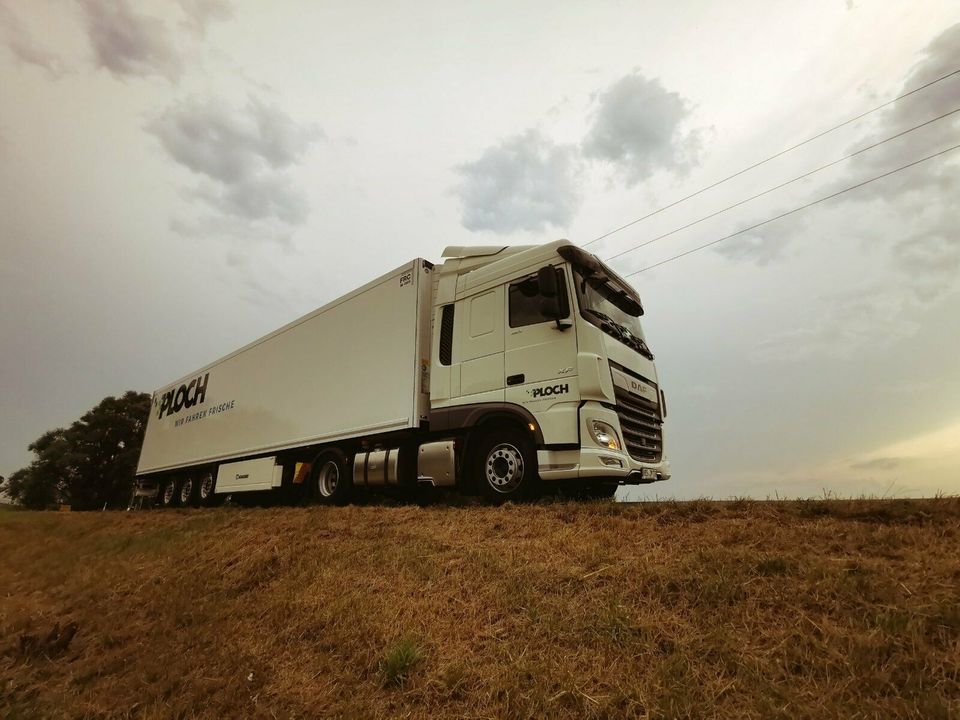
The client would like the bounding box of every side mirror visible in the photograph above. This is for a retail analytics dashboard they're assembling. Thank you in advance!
[537,266,558,298]
[540,296,561,319]
[540,296,571,330]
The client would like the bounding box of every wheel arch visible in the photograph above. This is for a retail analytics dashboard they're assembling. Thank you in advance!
[430,402,544,445]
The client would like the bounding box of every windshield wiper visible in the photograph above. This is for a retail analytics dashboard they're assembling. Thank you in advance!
[583,309,654,359]
[583,308,621,333]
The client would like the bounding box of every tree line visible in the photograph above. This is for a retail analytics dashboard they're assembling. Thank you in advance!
[0,392,151,510]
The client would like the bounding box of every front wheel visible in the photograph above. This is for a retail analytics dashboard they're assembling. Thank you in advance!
[311,450,352,506]
[474,429,539,503]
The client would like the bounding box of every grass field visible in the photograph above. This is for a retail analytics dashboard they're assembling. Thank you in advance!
[1,498,958,719]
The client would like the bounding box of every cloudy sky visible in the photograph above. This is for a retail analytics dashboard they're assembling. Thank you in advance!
[1,0,958,499]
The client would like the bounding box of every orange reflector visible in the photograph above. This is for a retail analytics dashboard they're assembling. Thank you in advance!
[293,462,311,485]
[528,423,536,432]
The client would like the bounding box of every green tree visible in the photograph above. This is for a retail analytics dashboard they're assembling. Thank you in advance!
[6,391,151,510]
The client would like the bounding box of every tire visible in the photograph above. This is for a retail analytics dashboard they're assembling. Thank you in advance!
[160,478,179,508]
[179,476,198,507]
[473,428,539,503]
[311,450,352,506]
[198,472,217,506]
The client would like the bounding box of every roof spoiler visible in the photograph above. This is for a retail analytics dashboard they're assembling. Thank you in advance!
[557,244,644,317]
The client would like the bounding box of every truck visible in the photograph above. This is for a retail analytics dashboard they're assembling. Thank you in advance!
[133,240,670,506]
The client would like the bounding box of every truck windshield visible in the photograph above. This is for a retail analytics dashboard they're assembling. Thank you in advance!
[573,266,653,358]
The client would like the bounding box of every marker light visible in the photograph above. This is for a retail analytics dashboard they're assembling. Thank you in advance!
[588,420,621,451]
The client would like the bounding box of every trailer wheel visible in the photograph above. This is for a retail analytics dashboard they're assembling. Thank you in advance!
[474,429,539,503]
[179,476,198,507]
[312,450,352,506]
[198,472,216,506]
[160,478,179,508]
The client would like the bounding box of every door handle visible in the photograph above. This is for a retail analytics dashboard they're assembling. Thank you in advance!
[506,374,525,386]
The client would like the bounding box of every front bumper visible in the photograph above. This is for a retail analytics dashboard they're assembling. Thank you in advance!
[538,446,671,483]
[536,402,670,484]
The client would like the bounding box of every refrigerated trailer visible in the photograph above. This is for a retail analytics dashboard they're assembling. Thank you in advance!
[134,240,670,506]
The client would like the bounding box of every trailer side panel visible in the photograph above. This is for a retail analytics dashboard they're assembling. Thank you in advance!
[137,261,429,475]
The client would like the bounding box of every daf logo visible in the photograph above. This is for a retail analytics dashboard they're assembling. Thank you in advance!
[630,379,649,393]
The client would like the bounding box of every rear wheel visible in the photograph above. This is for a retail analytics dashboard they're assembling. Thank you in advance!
[160,478,179,508]
[312,450,352,506]
[474,429,539,503]
[179,476,197,507]
[198,472,216,506]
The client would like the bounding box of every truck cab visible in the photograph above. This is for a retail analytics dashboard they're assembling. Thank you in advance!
[428,239,670,498]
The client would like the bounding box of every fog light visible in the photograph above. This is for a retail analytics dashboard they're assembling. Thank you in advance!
[588,420,621,450]
[600,456,623,467]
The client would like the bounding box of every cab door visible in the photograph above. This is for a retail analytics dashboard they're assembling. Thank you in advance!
[504,266,579,443]
[455,286,505,403]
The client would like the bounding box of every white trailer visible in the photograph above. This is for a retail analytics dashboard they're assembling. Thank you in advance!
[136,241,670,506]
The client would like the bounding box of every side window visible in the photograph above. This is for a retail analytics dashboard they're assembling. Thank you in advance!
[439,304,454,366]
[508,269,569,328]
[469,291,497,337]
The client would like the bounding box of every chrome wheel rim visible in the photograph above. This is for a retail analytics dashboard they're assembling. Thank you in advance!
[199,474,214,500]
[317,461,339,497]
[162,481,175,505]
[180,479,193,504]
[485,443,524,494]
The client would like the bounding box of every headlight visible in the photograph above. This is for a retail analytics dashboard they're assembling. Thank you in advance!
[588,420,621,450]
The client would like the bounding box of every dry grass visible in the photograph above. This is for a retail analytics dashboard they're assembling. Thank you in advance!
[0,497,958,719]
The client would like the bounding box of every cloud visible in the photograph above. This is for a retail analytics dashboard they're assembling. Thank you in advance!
[78,0,182,80]
[714,231,792,266]
[0,3,67,76]
[713,24,960,270]
[582,71,702,185]
[76,0,232,81]
[453,70,702,234]
[732,25,960,364]
[752,283,923,363]
[175,0,232,35]
[849,457,902,471]
[170,214,294,248]
[834,25,960,304]
[454,129,581,234]
[148,95,322,229]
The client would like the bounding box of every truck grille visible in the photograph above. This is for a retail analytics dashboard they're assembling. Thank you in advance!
[613,384,663,463]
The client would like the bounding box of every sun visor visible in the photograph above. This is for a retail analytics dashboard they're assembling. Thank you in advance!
[557,245,644,316]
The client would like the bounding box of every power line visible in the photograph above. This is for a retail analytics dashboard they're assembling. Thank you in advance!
[620,141,960,277]
[604,106,960,263]
[585,67,960,248]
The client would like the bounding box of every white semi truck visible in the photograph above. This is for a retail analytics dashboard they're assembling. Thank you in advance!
[134,240,670,506]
